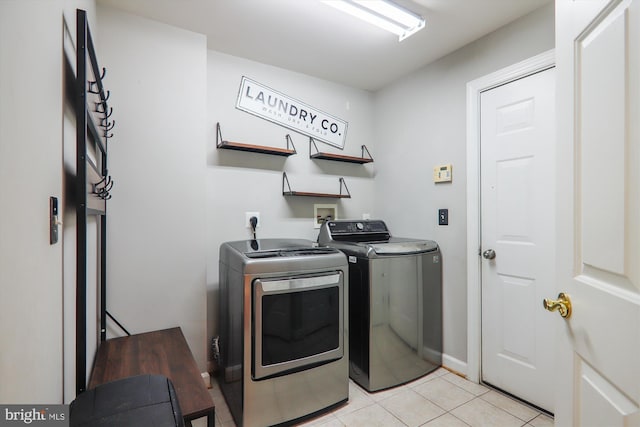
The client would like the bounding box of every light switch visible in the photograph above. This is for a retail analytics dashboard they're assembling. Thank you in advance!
[439,209,448,226]
[50,196,59,244]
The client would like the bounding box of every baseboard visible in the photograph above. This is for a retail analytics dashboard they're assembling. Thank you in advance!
[421,346,442,363]
[442,353,468,377]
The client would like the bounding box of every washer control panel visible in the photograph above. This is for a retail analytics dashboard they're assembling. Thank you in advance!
[319,220,392,244]
[327,220,387,234]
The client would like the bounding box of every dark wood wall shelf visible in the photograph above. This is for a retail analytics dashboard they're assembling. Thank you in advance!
[309,137,373,164]
[282,172,351,198]
[216,122,296,157]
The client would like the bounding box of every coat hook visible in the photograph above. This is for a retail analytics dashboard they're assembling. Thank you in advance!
[93,176,113,198]
[103,179,114,193]
[90,67,106,84]
[88,69,106,93]
[95,175,107,186]
[95,104,112,116]
[97,189,110,198]
[98,109,114,123]
[93,176,108,194]
[100,120,115,132]
[95,100,112,116]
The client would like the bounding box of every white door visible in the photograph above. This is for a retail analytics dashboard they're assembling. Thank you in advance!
[554,0,640,425]
[480,67,556,412]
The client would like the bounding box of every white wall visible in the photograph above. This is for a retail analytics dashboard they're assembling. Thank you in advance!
[205,51,376,358]
[373,4,555,370]
[96,6,208,369]
[0,0,96,403]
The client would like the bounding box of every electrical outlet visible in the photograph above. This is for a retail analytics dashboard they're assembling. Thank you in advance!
[245,212,260,228]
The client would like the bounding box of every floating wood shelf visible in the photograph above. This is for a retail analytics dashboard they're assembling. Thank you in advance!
[282,172,351,198]
[309,137,373,164]
[216,122,296,157]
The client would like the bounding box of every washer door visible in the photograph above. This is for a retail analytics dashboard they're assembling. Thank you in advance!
[252,272,344,380]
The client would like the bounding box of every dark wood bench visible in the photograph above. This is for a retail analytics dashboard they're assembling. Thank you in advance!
[89,327,215,427]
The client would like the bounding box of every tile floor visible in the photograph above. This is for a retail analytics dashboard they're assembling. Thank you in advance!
[201,368,554,427]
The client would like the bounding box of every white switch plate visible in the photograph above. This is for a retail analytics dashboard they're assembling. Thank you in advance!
[245,212,260,228]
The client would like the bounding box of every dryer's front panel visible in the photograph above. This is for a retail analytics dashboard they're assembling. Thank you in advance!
[252,272,344,380]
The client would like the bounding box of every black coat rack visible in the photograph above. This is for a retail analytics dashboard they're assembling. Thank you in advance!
[75,9,115,395]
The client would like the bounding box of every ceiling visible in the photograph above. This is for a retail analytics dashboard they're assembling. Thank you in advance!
[96,0,552,92]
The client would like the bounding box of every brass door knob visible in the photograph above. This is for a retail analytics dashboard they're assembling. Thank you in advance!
[543,292,572,318]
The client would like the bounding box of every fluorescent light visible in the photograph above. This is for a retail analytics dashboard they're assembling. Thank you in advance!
[321,0,425,41]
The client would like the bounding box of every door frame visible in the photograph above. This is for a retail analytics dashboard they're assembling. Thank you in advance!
[465,49,555,384]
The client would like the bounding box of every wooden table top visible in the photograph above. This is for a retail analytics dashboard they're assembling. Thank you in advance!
[89,327,214,420]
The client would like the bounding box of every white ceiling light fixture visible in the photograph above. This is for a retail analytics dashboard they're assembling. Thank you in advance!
[321,0,425,41]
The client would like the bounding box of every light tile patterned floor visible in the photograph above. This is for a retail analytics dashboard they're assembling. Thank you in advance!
[203,368,554,427]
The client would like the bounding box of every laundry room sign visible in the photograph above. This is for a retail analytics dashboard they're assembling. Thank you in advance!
[236,76,348,149]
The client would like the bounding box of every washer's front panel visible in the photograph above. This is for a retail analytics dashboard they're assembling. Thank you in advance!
[366,252,441,391]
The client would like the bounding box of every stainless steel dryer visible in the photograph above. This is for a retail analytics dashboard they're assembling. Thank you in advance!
[218,239,349,427]
[318,220,442,392]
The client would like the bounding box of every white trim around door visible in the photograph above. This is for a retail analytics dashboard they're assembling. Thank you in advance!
[465,49,555,384]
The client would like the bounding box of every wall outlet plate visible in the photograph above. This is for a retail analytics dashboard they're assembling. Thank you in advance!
[245,212,260,228]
